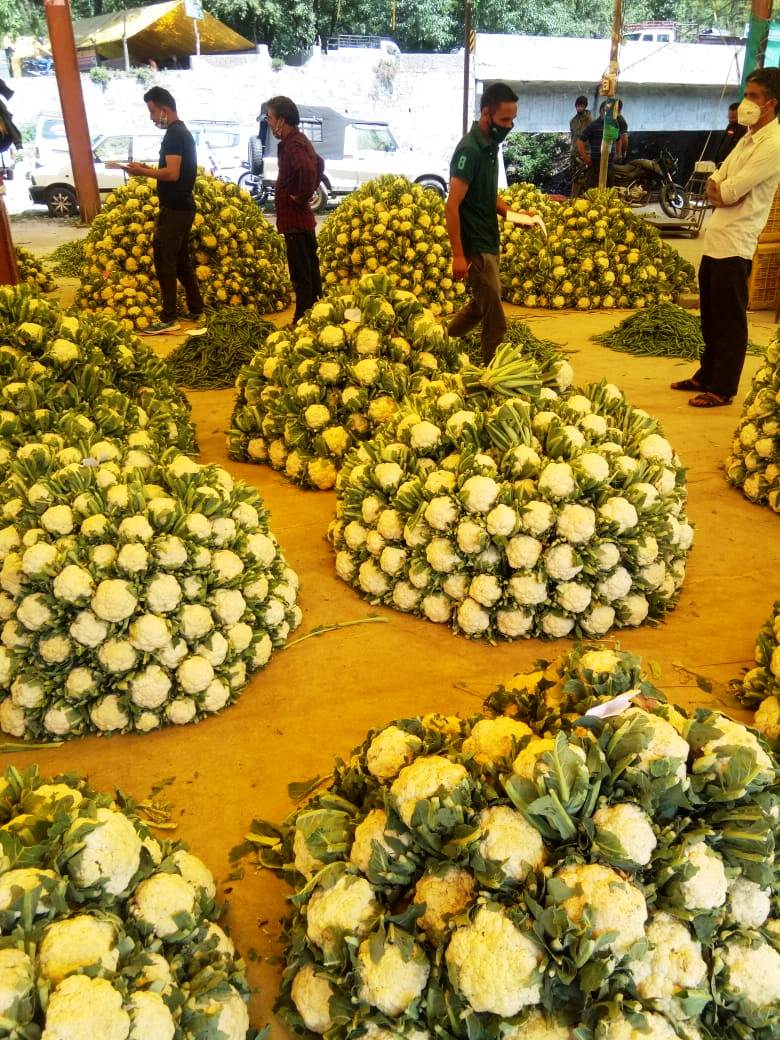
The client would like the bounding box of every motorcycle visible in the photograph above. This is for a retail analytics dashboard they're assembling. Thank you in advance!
[573,146,688,219]
[21,56,54,77]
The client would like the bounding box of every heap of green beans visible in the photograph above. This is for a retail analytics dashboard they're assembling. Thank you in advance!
[47,240,86,277]
[593,303,764,360]
[167,307,277,390]
[464,320,564,368]
[592,303,706,359]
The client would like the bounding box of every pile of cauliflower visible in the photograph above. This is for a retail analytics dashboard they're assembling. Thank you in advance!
[725,333,780,513]
[317,176,468,317]
[0,765,256,1039]
[739,599,780,741]
[328,360,692,640]
[0,433,301,740]
[14,245,55,294]
[0,285,196,457]
[499,184,695,310]
[228,273,465,490]
[77,173,291,331]
[249,645,780,1040]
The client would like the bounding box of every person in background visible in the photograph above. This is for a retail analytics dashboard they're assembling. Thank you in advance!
[578,99,627,186]
[446,82,518,363]
[120,86,203,334]
[671,68,780,408]
[266,95,324,323]
[715,101,747,165]
[569,94,591,187]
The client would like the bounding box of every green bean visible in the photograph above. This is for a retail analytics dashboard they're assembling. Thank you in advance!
[593,303,763,360]
[167,307,277,390]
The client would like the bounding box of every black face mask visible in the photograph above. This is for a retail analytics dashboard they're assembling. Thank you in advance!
[489,119,511,143]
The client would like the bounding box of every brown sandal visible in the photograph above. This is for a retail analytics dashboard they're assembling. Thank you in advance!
[688,391,732,408]
[670,378,701,391]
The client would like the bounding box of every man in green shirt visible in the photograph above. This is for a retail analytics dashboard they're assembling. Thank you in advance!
[446,82,518,363]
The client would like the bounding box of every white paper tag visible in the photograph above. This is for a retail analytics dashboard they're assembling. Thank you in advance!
[507,210,548,239]
[344,307,362,322]
[584,690,640,720]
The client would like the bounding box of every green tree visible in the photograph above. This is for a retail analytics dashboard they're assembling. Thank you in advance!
[0,0,46,39]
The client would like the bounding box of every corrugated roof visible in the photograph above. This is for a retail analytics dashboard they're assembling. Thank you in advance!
[475,33,744,87]
[73,0,254,59]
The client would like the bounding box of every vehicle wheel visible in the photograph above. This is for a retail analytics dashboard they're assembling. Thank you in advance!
[46,186,78,218]
[248,136,264,176]
[416,177,446,197]
[660,182,689,219]
[309,183,328,213]
[238,171,260,192]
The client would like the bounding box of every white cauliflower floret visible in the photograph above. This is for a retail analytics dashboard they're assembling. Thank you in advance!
[38,915,118,983]
[41,975,129,1040]
[357,931,430,1015]
[446,905,544,1015]
[629,911,706,1000]
[390,755,469,827]
[130,872,197,938]
[188,985,248,1040]
[478,805,545,881]
[290,963,334,1034]
[306,874,379,949]
[721,936,780,1010]
[366,725,423,779]
[755,696,780,741]
[622,708,690,780]
[678,841,728,911]
[0,947,34,1017]
[600,1013,682,1040]
[592,802,657,866]
[728,876,771,929]
[128,990,175,1040]
[556,862,647,955]
[171,850,216,898]
[501,1009,574,1040]
[65,807,142,896]
[349,808,409,875]
[696,715,773,779]
[413,867,476,941]
[0,867,58,915]
[294,826,325,880]
[461,475,500,513]
[462,717,532,766]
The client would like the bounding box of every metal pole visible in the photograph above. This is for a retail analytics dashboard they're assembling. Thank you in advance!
[462,0,472,135]
[193,18,200,57]
[0,185,19,286]
[122,16,130,71]
[44,0,101,223]
[598,0,622,189]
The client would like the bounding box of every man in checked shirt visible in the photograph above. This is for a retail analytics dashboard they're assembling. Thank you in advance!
[266,96,324,323]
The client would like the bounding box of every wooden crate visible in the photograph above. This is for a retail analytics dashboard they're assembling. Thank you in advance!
[759,182,780,243]
[748,241,780,310]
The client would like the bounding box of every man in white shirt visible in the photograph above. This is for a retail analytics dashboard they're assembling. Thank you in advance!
[671,68,780,408]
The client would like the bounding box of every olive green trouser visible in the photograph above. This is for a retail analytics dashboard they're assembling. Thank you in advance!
[447,251,506,364]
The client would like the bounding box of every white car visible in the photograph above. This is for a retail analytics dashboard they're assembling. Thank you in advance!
[28,121,246,217]
[244,106,450,212]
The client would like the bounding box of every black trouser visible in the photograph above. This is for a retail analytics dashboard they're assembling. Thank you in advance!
[284,229,322,322]
[694,255,752,399]
[152,207,203,322]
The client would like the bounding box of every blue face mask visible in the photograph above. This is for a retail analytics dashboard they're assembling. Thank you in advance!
[490,120,511,143]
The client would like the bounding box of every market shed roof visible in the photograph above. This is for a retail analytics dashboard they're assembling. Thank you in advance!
[475,33,744,87]
[73,0,254,60]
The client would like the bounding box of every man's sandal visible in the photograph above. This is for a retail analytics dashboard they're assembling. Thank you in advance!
[670,378,701,391]
[688,392,732,408]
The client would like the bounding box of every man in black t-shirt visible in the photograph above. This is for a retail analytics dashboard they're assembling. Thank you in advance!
[121,86,203,334]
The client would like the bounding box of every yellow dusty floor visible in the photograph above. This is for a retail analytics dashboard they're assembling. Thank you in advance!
[6,223,780,1033]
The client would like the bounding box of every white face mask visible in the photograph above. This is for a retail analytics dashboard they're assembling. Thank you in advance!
[737,98,763,127]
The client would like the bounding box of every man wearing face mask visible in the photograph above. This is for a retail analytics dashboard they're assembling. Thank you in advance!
[671,68,780,408]
[265,95,324,323]
[446,82,518,363]
[119,86,202,334]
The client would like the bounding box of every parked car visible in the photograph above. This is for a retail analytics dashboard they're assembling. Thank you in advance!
[244,104,449,213]
[28,121,247,216]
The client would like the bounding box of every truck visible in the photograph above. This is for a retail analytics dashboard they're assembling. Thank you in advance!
[245,104,449,212]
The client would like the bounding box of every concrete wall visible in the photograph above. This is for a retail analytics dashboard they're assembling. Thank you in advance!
[480,80,729,133]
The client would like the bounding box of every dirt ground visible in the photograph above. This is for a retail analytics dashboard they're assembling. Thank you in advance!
[5,214,780,1034]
